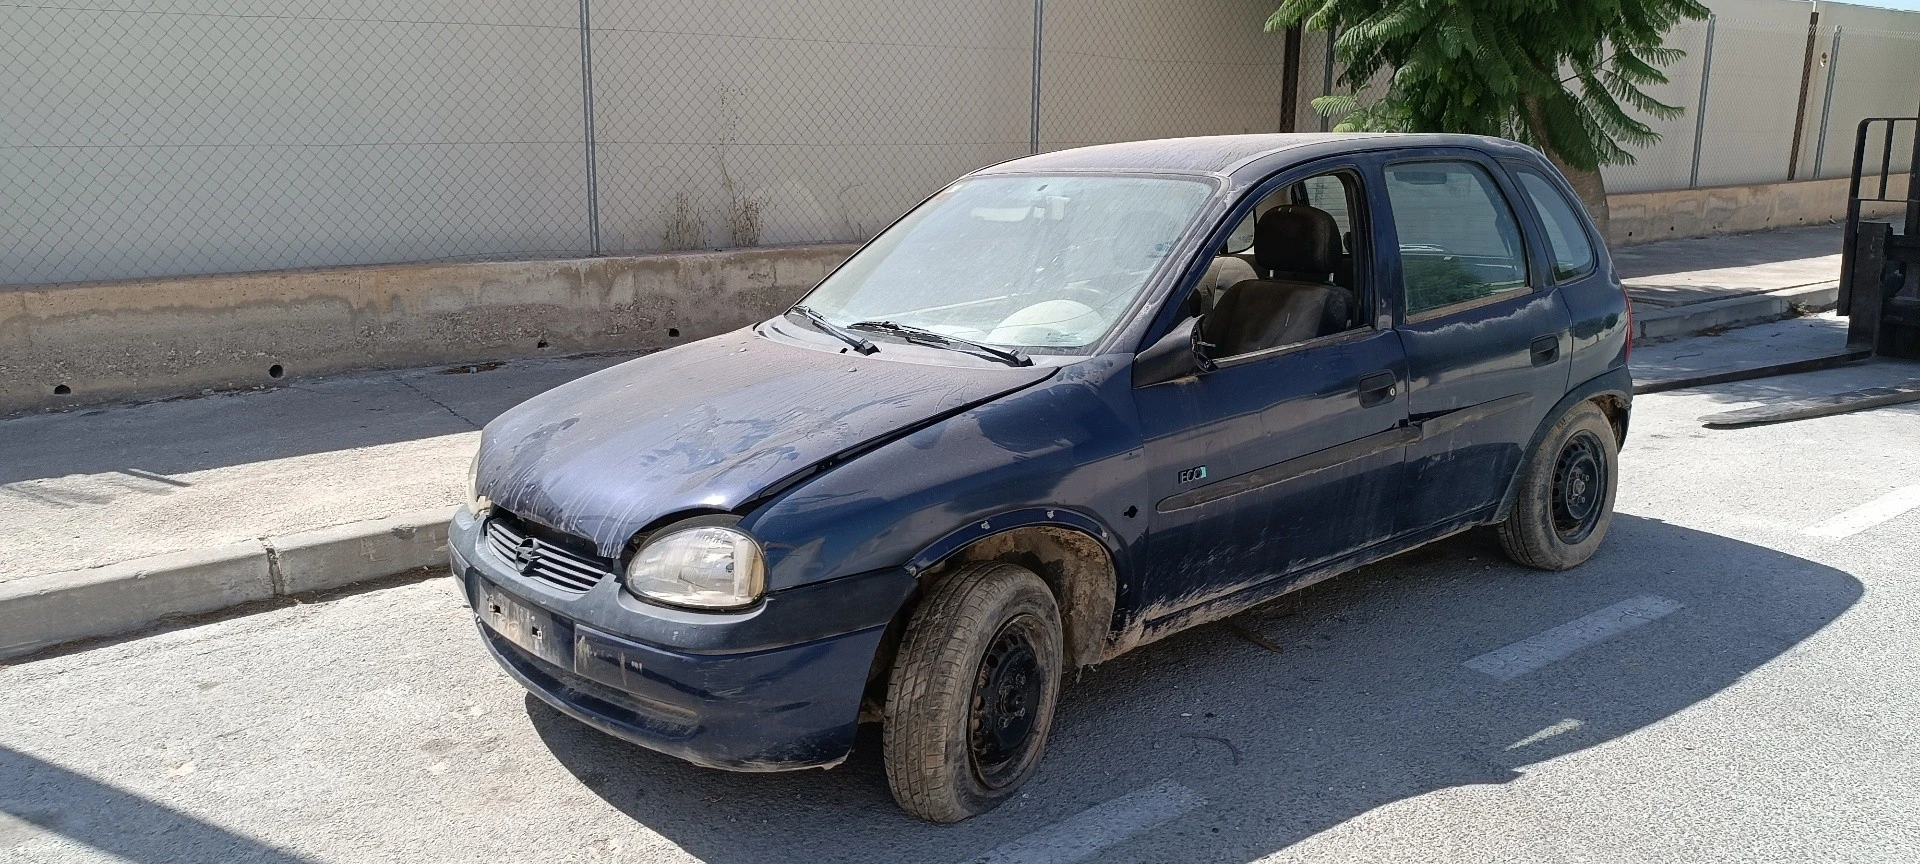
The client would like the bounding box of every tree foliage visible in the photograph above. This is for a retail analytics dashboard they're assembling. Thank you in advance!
[1270,0,1710,172]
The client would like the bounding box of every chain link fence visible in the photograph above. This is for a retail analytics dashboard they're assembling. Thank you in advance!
[2,0,1296,286]
[3,1,594,285]
[6,0,1920,287]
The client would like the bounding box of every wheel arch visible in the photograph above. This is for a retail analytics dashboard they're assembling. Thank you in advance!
[1494,367,1631,523]
[869,508,1123,694]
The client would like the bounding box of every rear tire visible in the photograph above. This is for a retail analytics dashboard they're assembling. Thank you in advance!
[1497,401,1618,570]
[883,562,1063,824]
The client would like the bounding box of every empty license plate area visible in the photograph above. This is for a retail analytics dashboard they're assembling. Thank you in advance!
[477,579,572,670]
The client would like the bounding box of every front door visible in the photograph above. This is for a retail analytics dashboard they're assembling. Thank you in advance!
[1134,163,1410,617]
[1380,154,1573,533]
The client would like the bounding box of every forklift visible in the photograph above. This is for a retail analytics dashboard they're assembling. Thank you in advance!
[1839,116,1920,360]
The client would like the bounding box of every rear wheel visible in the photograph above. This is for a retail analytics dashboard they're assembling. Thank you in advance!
[883,562,1063,823]
[1498,401,1618,570]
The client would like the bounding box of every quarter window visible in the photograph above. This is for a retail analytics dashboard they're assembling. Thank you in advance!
[1512,167,1597,281]
[1384,161,1530,316]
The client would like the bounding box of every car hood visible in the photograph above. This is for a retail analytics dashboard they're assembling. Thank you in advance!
[477,327,1057,556]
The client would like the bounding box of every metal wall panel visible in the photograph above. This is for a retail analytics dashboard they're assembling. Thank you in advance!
[1,1,589,285]
[1805,3,1920,182]
[1600,19,1712,194]
[9,0,1920,287]
[586,0,1034,253]
[1693,5,1821,187]
[1038,0,1288,151]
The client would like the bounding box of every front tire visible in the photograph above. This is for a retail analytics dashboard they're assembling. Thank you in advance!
[1497,401,1619,570]
[883,562,1063,824]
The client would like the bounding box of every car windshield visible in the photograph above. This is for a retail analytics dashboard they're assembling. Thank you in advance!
[795,174,1214,355]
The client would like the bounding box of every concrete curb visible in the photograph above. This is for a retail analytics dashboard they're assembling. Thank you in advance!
[1634,281,1840,342]
[0,505,457,660]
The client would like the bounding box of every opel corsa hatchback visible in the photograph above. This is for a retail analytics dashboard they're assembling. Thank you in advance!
[452,133,1632,823]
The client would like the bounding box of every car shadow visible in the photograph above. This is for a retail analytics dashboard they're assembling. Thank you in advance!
[0,744,317,863]
[527,514,1860,863]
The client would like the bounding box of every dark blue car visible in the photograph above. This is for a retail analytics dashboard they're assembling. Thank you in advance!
[451,133,1631,822]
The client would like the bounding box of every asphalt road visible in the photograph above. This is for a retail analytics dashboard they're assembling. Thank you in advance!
[5,339,1918,863]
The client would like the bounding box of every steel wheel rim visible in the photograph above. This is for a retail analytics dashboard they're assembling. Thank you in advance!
[968,614,1046,789]
[1551,430,1607,544]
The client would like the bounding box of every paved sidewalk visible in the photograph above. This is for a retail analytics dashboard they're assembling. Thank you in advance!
[0,224,1863,657]
[1614,223,1847,340]
[1614,224,1841,308]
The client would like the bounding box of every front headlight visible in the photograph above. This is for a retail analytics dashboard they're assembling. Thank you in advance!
[467,451,490,516]
[624,523,766,610]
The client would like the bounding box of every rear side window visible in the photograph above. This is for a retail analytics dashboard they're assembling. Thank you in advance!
[1512,167,1597,281]
[1384,161,1530,316]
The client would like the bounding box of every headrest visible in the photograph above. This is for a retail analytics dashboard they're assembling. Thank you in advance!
[1255,205,1340,278]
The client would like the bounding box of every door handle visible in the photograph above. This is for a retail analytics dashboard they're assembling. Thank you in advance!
[1357,371,1397,407]
[1530,335,1561,367]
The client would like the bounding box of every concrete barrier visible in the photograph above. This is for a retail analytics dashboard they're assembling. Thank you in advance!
[1607,174,1910,248]
[1,243,857,414]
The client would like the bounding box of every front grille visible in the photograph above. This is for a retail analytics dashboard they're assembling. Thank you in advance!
[484,513,616,593]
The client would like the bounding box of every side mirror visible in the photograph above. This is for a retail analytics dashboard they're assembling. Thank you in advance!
[1132,316,1213,387]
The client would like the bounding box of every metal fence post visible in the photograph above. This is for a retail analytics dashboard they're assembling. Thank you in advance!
[1030,0,1044,154]
[1279,26,1302,132]
[1688,14,1716,189]
[577,0,601,255]
[1319,29,1335,133]
[1813,26,1844,181]
[1787,10,1820,181]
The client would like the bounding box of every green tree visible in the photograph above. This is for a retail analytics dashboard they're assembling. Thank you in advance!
[1270,0,1709,232]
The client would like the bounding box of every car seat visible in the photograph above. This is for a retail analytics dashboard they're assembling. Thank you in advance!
[1201,206,1353,357]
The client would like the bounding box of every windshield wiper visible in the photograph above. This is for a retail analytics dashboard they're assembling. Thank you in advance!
[789,304,877,355]
[848,320,1032,367]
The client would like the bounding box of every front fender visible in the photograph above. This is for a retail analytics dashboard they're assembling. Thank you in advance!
[741,355,1150,593]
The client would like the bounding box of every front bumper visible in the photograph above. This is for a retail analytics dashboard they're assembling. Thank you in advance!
[448,507,915,771]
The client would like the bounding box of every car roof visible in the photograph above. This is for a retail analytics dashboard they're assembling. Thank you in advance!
[971,133,1534,180]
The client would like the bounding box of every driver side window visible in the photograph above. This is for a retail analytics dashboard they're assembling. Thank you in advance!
[1198,170,1368,361]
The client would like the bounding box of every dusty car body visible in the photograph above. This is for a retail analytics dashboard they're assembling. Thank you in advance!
[451,133,1631,821]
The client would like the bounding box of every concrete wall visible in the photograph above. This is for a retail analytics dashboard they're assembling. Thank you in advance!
[0,244,855,415]
[1607,173,1909,247]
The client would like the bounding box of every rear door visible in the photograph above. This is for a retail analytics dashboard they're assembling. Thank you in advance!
[1379,151,1572,534]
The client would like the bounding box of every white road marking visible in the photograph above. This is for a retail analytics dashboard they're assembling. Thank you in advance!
[972,780,1204,864]
[1804,485,1920,538]
[1465,595,1684,682]
[1505,718,1583,751]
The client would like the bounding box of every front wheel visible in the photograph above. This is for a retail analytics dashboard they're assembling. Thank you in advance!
[883,562,1063,823]
[1497,401,1619,570]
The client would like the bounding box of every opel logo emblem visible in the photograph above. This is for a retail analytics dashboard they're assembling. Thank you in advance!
[513,538,537,572]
